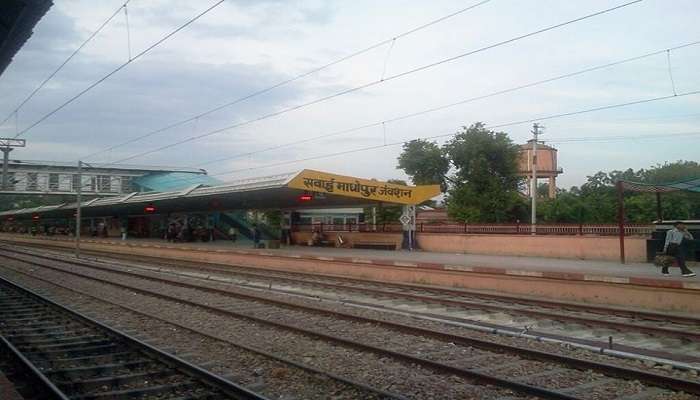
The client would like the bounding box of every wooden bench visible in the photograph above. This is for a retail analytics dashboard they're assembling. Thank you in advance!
[352,241,397,250]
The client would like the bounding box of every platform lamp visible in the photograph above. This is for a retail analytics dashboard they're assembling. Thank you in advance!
[75,160,95,259]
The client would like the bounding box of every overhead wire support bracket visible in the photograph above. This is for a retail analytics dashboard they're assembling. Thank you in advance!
[666,49,677,96]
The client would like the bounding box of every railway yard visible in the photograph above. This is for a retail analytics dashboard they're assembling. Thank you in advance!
[1,242,699,400]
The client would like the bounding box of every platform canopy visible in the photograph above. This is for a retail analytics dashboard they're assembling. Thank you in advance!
[620,177,700,193]
[0,169,441,220]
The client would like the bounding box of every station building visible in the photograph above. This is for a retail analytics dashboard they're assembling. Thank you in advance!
[0,169,441,247]
[0,160,219,196]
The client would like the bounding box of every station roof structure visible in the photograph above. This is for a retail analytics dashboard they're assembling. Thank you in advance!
[7,159,207,174]
[620,178,700,193]
[0,170,442,220]
[0,0,52,75]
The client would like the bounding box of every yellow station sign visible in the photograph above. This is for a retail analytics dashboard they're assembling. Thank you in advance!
[287,169,441,205]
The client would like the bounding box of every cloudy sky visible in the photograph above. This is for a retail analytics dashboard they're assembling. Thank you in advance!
[0,0,698,188]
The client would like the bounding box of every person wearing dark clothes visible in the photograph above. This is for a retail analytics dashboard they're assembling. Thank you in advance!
[252,224,261,248]
[663,221,696,277]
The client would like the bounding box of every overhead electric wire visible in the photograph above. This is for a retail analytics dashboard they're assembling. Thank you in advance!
[158,88,700,186]
[80,0,493,160]
[13,0,227,139]
[191,40,700,168]
[548,131,700,143]
[0,1,131,130]
[105,0,643,165]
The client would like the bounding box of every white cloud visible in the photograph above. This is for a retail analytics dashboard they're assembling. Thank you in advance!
[0,0,698,191]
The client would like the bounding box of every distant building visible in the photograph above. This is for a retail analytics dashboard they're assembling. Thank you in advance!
[518,140,563,199]
[1,160,219,195]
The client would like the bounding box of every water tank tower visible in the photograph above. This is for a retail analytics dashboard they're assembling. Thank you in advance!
[518,140,563,199]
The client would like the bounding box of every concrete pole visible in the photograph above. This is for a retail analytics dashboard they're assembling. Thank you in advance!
[75,161,82,259]
[616,180,626,264]
[1,147,11,190]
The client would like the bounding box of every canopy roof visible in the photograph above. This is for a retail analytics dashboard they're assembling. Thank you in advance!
[620,177,700,193]
[0,169,441,220]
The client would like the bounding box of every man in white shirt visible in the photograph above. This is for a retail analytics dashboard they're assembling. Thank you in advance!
[663,221,696,277]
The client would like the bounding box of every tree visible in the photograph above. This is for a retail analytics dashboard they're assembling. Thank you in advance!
[442,123,524,222]
[364,179,408,223]
[397,139,449,190]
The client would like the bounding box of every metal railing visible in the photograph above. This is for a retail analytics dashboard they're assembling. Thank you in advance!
[292,223,654,236]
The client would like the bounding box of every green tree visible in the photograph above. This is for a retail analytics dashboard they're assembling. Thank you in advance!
[363,179,407,223]
[443,123,524,222]
[397,139,449,190]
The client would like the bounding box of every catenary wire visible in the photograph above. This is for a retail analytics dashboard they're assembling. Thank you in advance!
[7,128,699,191]
[80,0,493,160]
[0,1,131,130]
[105,0,643,165]
[13,0,227,139]
[155,89,700,186]
[189,40,700,169]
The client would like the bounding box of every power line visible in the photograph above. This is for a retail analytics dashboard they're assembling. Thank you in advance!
[191,40,700,169]
[159,89,700,186]
[79,0,493,160]
[0,1,131,130]
[548,131,700,143]
[106,0,643,165]
[13,0,227,139]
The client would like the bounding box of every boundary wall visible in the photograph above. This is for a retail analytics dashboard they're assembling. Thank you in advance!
[292,231,646,262]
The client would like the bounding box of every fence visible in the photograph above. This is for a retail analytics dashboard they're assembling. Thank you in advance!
[292,223,654,236]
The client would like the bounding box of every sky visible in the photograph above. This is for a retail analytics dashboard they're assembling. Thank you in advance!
[0,0,698,189]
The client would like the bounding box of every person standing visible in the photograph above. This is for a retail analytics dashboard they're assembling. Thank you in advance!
[251,224,261,248]
[228,226,238,243]
[663,221,696,277]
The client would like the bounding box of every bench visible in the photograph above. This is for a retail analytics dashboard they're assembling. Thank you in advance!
[352,241,397,250]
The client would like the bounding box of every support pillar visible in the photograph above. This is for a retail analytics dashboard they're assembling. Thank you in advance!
[548,176,556,199]
[1,147,11,190]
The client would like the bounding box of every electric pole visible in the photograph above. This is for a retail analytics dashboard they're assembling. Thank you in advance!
[0,138,25,191]
[76,161,83,258]
[530,123,543,233]
[75,160,94,259]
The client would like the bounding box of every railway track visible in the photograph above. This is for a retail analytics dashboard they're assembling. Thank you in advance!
[1,246,698,399]
[0,275,268,400]
[9,242,700,364]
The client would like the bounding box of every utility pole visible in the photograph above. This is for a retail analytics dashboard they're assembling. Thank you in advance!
[0,138,25,191]
[75,161,94,259]
[75,161,83,258]
[530,123,543,234]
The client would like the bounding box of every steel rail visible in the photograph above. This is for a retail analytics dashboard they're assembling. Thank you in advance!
[0,264,408,400]
[0,333,70,400]
[1,250,587,400]
[8,239,697,326]
[3,249,700,397]
[0,274,270,400]
[5,244,699,342]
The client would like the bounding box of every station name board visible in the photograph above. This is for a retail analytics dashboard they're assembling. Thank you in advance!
[287,170,441,205]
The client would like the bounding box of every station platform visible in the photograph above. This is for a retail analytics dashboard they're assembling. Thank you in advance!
[1,233,698,313]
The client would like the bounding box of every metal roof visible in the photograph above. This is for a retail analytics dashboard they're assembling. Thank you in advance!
[620,178,700,193]
[8,159,207,174]
[0,171,366,219]
[1,170,441,220]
